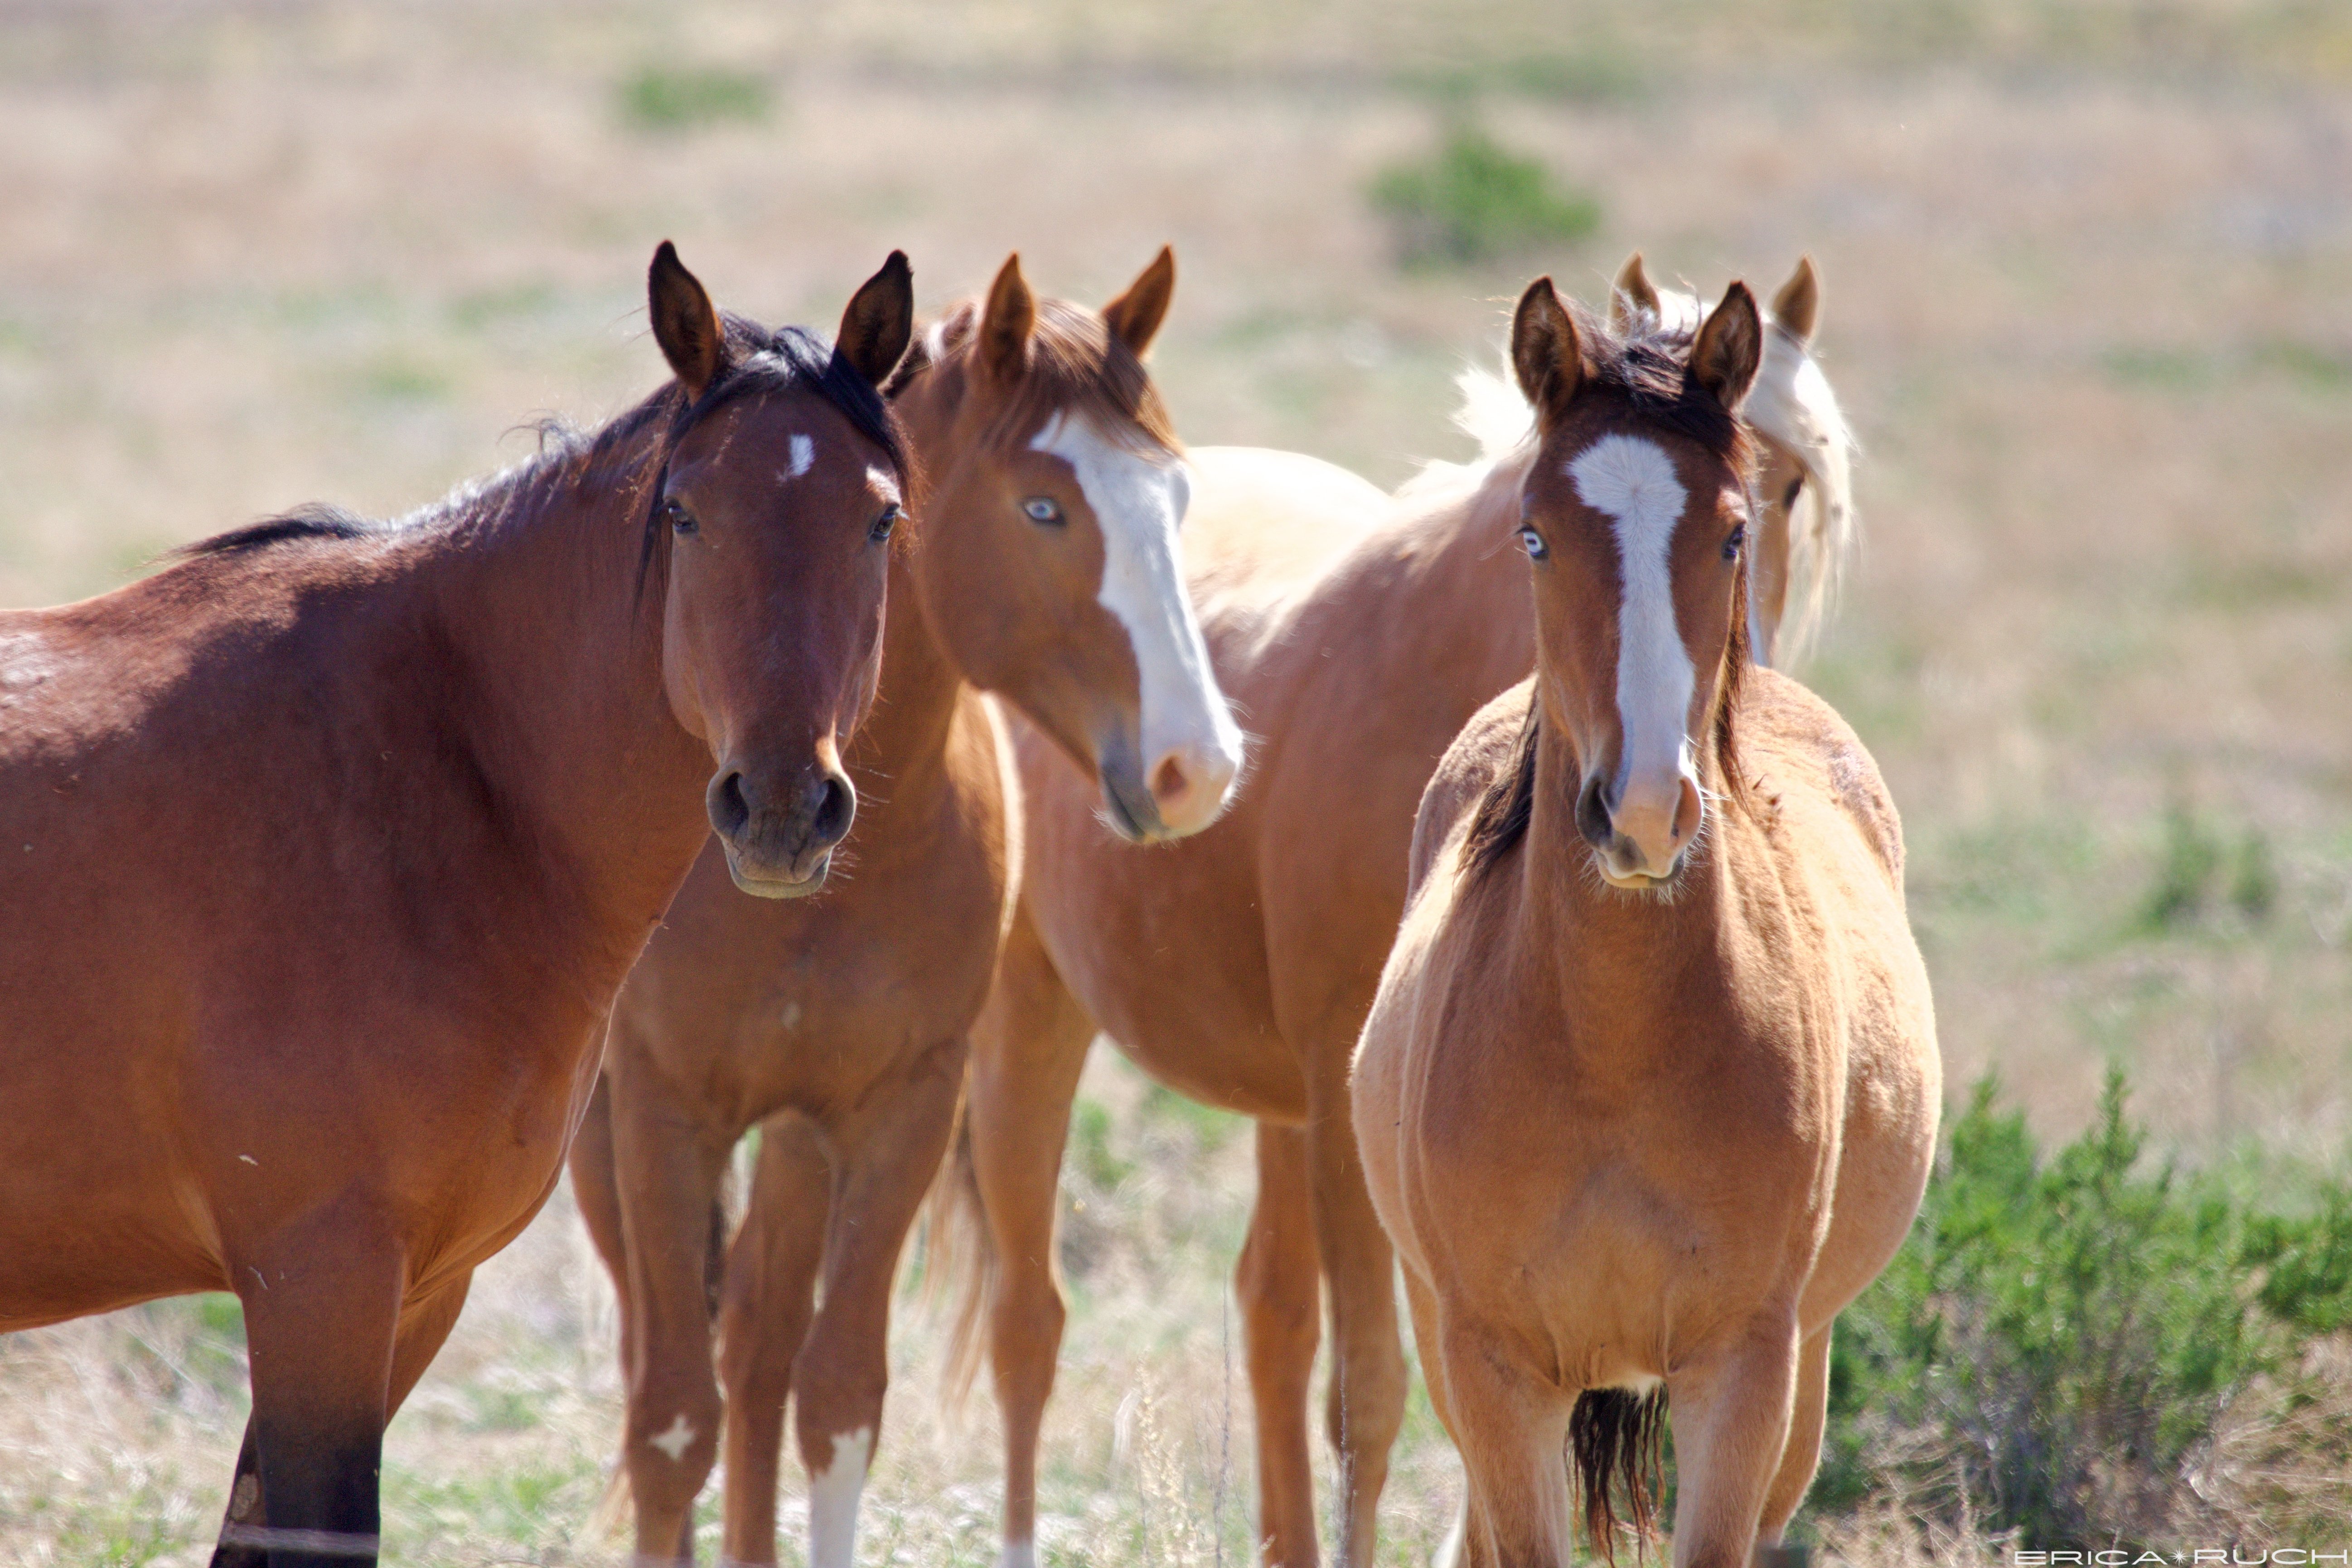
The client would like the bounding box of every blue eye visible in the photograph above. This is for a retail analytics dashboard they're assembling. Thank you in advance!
[1023,497,1065,526]
[1519,526,1548,561]
[1723,523,1746,561]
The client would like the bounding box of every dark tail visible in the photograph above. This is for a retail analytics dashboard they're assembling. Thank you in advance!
[916,1093,998,1413]
[1568,1386,1667,1564]
[701,1150,740,1321]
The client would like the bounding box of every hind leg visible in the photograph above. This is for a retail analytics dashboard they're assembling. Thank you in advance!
[967,912,1095,1568]
[789,1040,965,1568]
[1756,1322,1832,1543]
[716,1117,829,1567]
[569,1074,634,1387]
[1238,1121,1321,1568]
[1663,1316,1801,1568]
[213,1204,405,1568]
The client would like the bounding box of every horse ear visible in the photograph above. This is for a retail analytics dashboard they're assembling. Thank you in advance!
[1689,282,1762,411]
[649,241,726,398]
[1511,276,1586,431]
[1771,256,1820,344]
[1609,251,1660,333]
[979,253,1036,382]
[1103,245,1176,358]
[835,250,915,390]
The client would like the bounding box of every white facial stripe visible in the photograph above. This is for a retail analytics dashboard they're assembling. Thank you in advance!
[788,433,815,478]
[1029,410,1243,777]
[1569,434,1696,794]
[808,1426,873,1568]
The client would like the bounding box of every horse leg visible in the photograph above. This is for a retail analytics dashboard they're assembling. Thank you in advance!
[1237,1121,1321,1568]
[1432,1323,1572,1568]
[968,915,1095,1568]
[569,1074,637,1390]
[789,1043,965,1568]
[215,1207,405,1568]
[1303,1050,1408,1568]
[715,1116,829,1567]
[1662,1318,1801,1568]
[1399,1271,1468,1568]
[1755,1321,1833,1543]
[607,1055,736,1566]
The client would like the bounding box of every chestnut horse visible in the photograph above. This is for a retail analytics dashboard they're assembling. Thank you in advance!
[1353,278,1938,1567]
[934,257,1855,1568]
[568,250,1242,1568]
[0,244,913,1568]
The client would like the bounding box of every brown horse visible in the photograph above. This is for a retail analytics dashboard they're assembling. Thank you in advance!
[1352,277,1938,1567]
[0,243,913,1568]
[935,258,1855,1568]
[567,250,1242,1568]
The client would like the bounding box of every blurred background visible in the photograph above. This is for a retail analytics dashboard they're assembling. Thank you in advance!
[2,1,2348,1561]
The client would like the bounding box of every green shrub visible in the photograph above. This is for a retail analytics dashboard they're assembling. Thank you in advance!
[1815,1071,2352,1542]
[618,66,772,132]
[1368,122,1601,269]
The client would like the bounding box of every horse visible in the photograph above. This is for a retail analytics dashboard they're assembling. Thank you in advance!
[1351,276,1939,1568]
[566,249,1244,1568]
[931,256,1856,1568]
[0,242,914,1568]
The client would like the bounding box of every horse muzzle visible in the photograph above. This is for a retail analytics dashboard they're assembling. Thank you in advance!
[706,761,857,898]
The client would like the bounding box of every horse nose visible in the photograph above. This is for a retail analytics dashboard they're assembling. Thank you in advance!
[1578,768,1701,884]
[1146,739,1240,837]
[706,761,857,898]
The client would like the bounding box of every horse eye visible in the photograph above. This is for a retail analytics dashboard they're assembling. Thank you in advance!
[1724,523,1747,561]
[1783,475,1805,508]
[665,498,697,536]
[1519,526,1549,561]
[1023,497,1065,526]
[870,505,902,543]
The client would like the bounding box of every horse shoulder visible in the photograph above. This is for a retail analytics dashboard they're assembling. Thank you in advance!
[1739,667,1904,885]
[1408,678,1536,900]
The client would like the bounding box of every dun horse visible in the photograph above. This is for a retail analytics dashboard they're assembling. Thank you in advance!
[0,244,913,1567]
[935,256,1855,1568]
[569,250,1243,1568]
[1352,279,1938,1567]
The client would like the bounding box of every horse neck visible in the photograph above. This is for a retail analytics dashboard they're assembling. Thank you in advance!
[418,439,715,937]
[1514,710,1739,1016]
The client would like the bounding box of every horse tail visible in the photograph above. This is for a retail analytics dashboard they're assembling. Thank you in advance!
[703,1164,734,1321]
[918,1092,997,1415]
[1568,1386,1668,1564]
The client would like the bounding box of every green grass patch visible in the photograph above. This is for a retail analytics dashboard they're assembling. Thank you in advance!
[1815,1070,2352,1542]
[618,65,773,132]
[1368,121,1601,269]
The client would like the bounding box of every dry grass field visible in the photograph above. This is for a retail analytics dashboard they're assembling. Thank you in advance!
[3,1,2350,1562]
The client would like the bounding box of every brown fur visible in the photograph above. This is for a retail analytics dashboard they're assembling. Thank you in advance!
[566,252,1236,1568]
[0,246,912,1567]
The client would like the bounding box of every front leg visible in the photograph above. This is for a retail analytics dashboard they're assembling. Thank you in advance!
[716,1116,831,1567]
[790,1040,967,1568]
[1664,1316,1802,1568]
[1238,1121,1322,1568]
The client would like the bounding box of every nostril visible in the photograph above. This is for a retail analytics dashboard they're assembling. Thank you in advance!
[1575,775,1615,850]
[810,773,855,848]
[708,772,751,839]
[1150,754,1189,807]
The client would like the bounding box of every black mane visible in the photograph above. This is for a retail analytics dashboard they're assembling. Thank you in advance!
[179,310,907,566]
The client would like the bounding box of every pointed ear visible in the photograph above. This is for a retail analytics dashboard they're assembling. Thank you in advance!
[1609,251,1660,333]
[1103,245,1176,358]
[649,241,726,398]
[1689,282,1762,411]
[1771,256,1820,344]
[834,250,915,390]
[1510,276,1586,431]
[979,253,1036,382]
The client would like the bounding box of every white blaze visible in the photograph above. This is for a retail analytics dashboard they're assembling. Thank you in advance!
[788,433,815,478]
[1568,434,1697,799]
[808,1426,874,1568]
[1028,410,1243,794]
